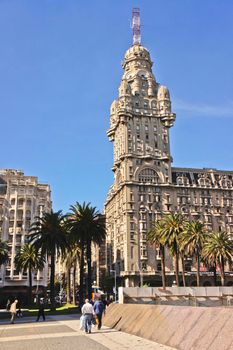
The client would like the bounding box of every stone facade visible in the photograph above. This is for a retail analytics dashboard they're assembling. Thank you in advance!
[105,43,233,287]
[0,169,51,295]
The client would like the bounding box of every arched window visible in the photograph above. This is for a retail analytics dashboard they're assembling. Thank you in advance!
[138,168,159,184]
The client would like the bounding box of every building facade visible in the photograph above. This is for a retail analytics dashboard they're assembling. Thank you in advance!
[0,169,51,298]
[105,39,233,287]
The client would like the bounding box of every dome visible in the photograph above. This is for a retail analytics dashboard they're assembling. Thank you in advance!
[157,85,170,100]
[110,100,118,114]
[122,44,152,68]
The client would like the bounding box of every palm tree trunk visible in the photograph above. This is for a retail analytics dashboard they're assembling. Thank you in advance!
[86,241,92,300]
[196,251,200,287]
[73,263,76,305]
[79,242,85,305]
[174,252,179,286]
[213,263,217,286]
[181,255,186,287]
[220,257,225,286]
[66,267,71,304]
[160,244,166,289]
[28,266,32,305]
[50,252,56,311]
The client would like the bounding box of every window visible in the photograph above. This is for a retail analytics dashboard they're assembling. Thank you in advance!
[26,199,31,207]
[138,168,159,184]
[131,246,134,259]
[18,198,24,206]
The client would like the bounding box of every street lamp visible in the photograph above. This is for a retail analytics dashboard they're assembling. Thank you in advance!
[110,269,117,302]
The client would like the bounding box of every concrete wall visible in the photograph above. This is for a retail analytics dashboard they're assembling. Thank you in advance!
[103,303,233,350]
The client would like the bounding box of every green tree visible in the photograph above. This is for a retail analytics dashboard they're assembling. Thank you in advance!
[62,243,80,304]
[160,213,186,286]
[14,243,45,305]
[202,231,233,286]
[0,240,9,266]
[29,210,68,310]
[181,221,207,287]
[147,220,166,289]
[66,202,106,301]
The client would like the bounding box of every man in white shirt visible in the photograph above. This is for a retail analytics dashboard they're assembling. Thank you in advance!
[81,299,94,333]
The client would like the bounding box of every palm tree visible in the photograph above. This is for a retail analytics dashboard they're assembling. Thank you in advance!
[62,243,80,304]
[29,210,68,310]
[0,240,9,266]
[160,213,186,286]
[202,231,233,286]
[181,221,207,287]
[66,204,87,304]
[147,220,166,289]
[66,202,106,301]
[14,243,45,305]
[179,244,187,287]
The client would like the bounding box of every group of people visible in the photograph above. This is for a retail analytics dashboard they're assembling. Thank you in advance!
[6,295,108,331]
[6,298,46,324]
[81,297,106,334]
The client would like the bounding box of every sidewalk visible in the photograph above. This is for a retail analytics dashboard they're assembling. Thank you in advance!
[0,314,176,350]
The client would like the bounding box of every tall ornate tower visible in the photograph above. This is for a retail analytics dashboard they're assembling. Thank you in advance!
[105,9,176,286]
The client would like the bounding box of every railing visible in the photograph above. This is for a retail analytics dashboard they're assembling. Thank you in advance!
[119,287,233,307]
[123,294,233,306]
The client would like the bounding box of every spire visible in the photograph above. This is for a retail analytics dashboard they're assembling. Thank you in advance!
[132,8,141,45]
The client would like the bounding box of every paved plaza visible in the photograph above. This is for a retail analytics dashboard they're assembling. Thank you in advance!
[0,314,175,350]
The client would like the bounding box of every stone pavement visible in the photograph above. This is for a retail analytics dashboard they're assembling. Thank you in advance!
[0,314,176,350]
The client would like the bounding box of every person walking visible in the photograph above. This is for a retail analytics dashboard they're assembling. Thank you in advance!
[10,299,18,324]
[93,297,105,330]
[81,299,94,334]
[36,299,45,322]
[6,299,11,311]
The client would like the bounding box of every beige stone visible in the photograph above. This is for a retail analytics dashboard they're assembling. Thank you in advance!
[105,41,233,287]
[103,304,233,350]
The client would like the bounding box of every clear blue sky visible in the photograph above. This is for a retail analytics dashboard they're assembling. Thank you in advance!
[1,0,233,213]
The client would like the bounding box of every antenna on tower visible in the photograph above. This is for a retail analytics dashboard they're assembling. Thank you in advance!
[132,8,141,45]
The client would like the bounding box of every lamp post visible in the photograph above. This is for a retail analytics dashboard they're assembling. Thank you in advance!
[140,268,143,287]
[110,269,117,302]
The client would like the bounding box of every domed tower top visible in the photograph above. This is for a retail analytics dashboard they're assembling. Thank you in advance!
[122,44,153,71]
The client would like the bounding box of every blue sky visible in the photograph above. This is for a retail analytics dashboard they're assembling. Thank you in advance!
[1,0,233,213]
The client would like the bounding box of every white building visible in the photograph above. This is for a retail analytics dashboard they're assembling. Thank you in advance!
[0,169,51,299]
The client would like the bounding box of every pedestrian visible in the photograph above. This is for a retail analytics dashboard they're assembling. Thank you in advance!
[81,299,94,334]
[36,299,45,322]
[10,299,18,324]
[93,297,105,330]
[6,299,11,311]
